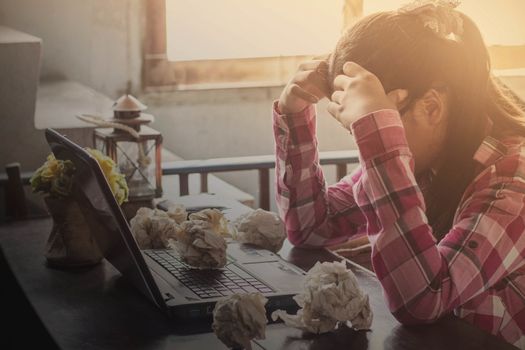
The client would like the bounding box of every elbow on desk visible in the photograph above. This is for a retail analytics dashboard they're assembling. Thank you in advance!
[277,205,331,249]
[383,272,455,326]
[392,309,441,326]
[390,300,448,326]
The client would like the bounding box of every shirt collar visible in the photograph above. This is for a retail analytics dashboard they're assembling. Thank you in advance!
[472,118,508,167]
[472,135,508,167]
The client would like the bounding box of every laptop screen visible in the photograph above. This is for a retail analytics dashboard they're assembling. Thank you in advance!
[45,128,166,310]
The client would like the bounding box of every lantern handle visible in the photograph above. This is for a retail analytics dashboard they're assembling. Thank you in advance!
[76,114,152,168]
[77,114,141,139]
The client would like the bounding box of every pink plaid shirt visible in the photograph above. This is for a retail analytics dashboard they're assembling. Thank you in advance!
[273,102,525,348]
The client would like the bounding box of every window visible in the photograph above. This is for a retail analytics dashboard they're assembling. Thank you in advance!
[166,0,344,61]
[365,0,525,46]
[143,0,525,90]
[144,0,347,90]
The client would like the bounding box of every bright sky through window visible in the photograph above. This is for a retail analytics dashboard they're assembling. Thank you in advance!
[364,0,525,46]
[166,0,344,61]
[166,0,525,62]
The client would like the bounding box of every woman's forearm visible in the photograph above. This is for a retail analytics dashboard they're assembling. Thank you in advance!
[273,102,365,247]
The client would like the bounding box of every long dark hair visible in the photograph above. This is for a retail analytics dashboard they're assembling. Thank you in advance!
[329,10,525,238]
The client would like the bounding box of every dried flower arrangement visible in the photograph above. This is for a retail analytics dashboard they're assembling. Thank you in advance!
[30,149,129,205]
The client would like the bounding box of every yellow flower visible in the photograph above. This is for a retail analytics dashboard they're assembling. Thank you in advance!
[86,148,129,205]
[30,154,75,198]
[31,151,129,205]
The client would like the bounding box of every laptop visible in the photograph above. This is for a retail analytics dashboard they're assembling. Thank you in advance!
[45,128,305,326]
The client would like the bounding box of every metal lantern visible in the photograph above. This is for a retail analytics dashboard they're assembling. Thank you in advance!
[93,95,163,202]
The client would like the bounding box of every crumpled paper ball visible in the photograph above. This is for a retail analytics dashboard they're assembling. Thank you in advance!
[130,207,180,249]
[212,293,268,349]
[233,209,286,253]
[173,220,227,268]
[166,204,188,224]
[189,208,231,237]
[271,261,372,334]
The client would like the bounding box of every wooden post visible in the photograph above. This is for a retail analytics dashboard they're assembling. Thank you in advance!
[200,173,208,193]
[5,163,28,219]
[144,0,169,87]
[336,164,347,181]
[145,0,167,55]
[179,174,189,196]
[258,168,270,210]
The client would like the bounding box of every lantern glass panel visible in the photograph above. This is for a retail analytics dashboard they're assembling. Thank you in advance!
[94,125,162,200]
[115,140,156,199]
[94,137,107,155]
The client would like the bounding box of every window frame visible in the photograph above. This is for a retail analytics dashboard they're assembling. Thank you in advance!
[144,0,320,91]
[144,0,525,91]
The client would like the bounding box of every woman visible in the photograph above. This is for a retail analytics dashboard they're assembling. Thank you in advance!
[273,1,525,347]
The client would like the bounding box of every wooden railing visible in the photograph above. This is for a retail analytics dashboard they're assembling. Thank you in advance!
[0,150,360,213]
[162,150,360,210]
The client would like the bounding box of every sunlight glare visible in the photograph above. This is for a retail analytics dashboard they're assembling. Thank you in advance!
[166,0,344,61]
[166,0,525,62]
[364,0,525,46]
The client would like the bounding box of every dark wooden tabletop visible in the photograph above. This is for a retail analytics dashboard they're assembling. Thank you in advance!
[0,197,517,350]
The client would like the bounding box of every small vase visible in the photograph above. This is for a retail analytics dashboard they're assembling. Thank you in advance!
[44,196,103,268]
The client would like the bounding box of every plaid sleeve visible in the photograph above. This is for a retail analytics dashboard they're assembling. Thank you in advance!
[273,101,366,247]
[351,110,525,324]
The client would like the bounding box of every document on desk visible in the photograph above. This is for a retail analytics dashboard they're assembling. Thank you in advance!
[156,194,253,221]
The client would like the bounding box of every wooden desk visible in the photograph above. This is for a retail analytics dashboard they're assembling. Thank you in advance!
[0,202,516,349]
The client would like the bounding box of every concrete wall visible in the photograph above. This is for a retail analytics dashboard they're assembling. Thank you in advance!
[0,27,44,170]
[0,0,143,98]
[145,86,357,210]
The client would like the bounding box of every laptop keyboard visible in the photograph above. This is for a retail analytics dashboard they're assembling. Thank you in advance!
[144,250,274,298]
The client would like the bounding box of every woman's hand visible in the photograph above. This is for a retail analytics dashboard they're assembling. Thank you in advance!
[278,60,331,115]
[327,62,407,129]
